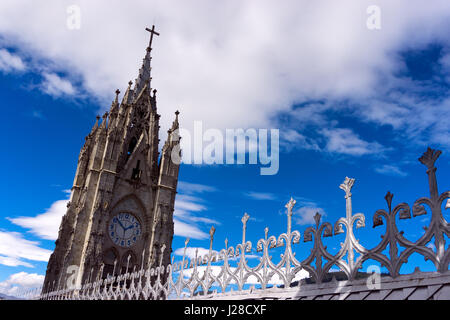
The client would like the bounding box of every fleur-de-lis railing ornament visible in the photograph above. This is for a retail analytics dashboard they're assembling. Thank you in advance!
[366,148,449,275]
[38,147,450,301]
[411,148,449,272]
[167,237,190,299]
[255,227,279,289]
[367,191,412,276]
[302,212,333,283]
[274,198,302,287]
[233,213,254,291]
[285,198,296,235]
[215,237,235,294]
[198,227,216,295]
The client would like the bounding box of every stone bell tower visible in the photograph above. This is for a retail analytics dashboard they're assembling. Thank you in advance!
[42,26,181,292]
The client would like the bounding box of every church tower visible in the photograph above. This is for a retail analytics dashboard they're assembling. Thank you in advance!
[42,26,181,292]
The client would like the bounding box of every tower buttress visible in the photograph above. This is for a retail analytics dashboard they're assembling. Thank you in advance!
[148,111,181,268]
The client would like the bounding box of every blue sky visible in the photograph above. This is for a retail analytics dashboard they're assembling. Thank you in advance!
[0,1,450,293]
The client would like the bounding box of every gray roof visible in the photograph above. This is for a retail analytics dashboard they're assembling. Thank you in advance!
[206,271,450,300]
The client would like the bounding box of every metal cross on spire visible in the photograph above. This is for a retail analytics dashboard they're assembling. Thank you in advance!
[145,25,160,49]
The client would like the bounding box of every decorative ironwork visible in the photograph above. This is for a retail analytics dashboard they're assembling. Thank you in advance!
[29,148,450,300]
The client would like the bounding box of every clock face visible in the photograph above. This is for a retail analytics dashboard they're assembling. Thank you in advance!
[108,213,142,248]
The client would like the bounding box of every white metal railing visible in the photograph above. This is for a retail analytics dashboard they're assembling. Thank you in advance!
[34,147,450,300]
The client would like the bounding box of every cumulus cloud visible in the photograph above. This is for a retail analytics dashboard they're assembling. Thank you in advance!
[0,272,44,288]
[375,164,408,177]
[177,181,218,195]
[321,128,386,157]
[0,272,44,297]
[0,256,33,268]
[0,49,26,73]
[280,129,321,152]
[31,110,45,120]
[174,182,219,240]
[8,199,68,241]
[294,206,326,226]
[174,220,209,241]
[0,231,52,268]
[173,247,218,260]
[0,0,449,153]
[244,191,277,201]
[40,72,76,97]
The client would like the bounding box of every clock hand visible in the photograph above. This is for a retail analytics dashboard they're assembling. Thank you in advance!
[117,220,126,230]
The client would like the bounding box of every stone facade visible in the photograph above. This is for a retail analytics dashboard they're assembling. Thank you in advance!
[42,31,180,292]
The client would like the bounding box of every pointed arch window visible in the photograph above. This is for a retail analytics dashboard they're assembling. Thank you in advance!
[131,160,142,180]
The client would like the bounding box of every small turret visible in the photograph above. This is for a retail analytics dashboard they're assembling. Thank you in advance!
[99,112,108,130]
[164,110,180,148]
[89,115,100,136]
[121,81,134,106]
[110,89,120,113]
[148,110,181,269]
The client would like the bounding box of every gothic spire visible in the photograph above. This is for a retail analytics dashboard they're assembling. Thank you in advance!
[100,112,108,130]
[90,115,100,135]
[110,89,120,114]
[171,110,180,131]
[166,110,180,146]
[121,81,134,105]
[114,89,120,104]
[133,25,160,100]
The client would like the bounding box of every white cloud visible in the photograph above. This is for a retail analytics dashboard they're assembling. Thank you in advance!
[174,219,209,240]
[174,247,218,260]
[0,231,52,268]
[375,164,408,177]
[41,72,76,97]
[178,181,217,194]
[280,129,321,152]
[321,128,386,156]
[245,191,277,201]
[174,194,207,214]
[8,199,68,241]
[31,110,45,120]
[0,1,449,151]
[0,272,44,297]
[0,272,44,288]
[294,206,326,226]
[173,184,220,240]
[0,48,25,72]
[0,256,33,268]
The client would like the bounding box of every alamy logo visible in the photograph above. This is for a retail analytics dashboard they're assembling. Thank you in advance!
[366,265,381,290]
[66,5,81,30]
[366,5,381,30]
[66,265,81,290]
